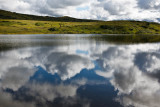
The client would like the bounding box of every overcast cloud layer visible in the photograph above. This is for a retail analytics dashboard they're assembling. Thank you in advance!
[0,0,160,22]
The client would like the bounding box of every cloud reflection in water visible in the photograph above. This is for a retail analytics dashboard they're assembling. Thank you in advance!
[0,40,160,107]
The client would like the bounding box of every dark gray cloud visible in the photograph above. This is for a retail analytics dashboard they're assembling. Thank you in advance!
[112,67,137,92]
[138,0,160,9]
[134,52,160,72]
[0,90,35,107]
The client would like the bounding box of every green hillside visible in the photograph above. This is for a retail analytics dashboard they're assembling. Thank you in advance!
[0,9,160,34]
[0,9,99,22]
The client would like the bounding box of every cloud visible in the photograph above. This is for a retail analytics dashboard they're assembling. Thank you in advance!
[96,0,137,15]
[0,48,36,91]
[0,0,160,22]
[46,0,87,8]
[112,64,160,107]
[0,45,93,106]
[0,41,160,107]
[0,89,35,107]
[25,83,78,101]
[114,69,160,107]
[93,43,160,107]
[0,46,94,83]
[44,52,94,80]
[1,66,36,91]
[138,0,160,10]
[111,66,140,93]
[25,82,90,107]
[0,46,92,107]
[134,52,160,72]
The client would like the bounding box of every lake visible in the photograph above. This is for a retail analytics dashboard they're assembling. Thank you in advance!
[0,34,160,107]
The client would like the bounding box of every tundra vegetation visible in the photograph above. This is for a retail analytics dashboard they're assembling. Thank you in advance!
[0,19,160,34]
[0,9,160,34]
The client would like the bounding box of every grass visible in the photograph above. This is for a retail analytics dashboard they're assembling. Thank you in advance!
[0,19,160,34]
[0,9,99,22]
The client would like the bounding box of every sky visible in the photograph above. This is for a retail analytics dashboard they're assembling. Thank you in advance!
[0,0,160,22]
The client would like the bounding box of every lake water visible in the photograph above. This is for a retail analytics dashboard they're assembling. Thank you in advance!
[0,34,160,107]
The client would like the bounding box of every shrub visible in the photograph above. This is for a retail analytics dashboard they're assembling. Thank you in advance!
[48,27,56,31]
[35,22,44,26]
[136,29,153,34]
[100,25,122,30]
[100,25,110,29]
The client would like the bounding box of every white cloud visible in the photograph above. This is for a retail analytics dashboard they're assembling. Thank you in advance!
[1,66,36,91]
[26,83,77,101]
[97,0,137,15]
[0,0,160,22]
[43,52,94,80]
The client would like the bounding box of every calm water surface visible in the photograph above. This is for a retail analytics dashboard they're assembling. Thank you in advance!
[0,34,160,107]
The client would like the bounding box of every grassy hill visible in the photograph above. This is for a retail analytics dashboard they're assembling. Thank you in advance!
[0,9,99,22]
[0,9,160,34]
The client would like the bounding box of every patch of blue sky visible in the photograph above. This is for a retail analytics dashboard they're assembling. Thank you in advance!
[93,60,103,71]
[76,49,89,55]
[76,6,89,11]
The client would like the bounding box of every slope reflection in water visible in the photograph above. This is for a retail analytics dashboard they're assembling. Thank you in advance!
[0,34,160,107]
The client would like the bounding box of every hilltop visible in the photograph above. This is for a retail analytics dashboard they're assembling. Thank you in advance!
[0,9,160,34]
[0,9,99,22]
